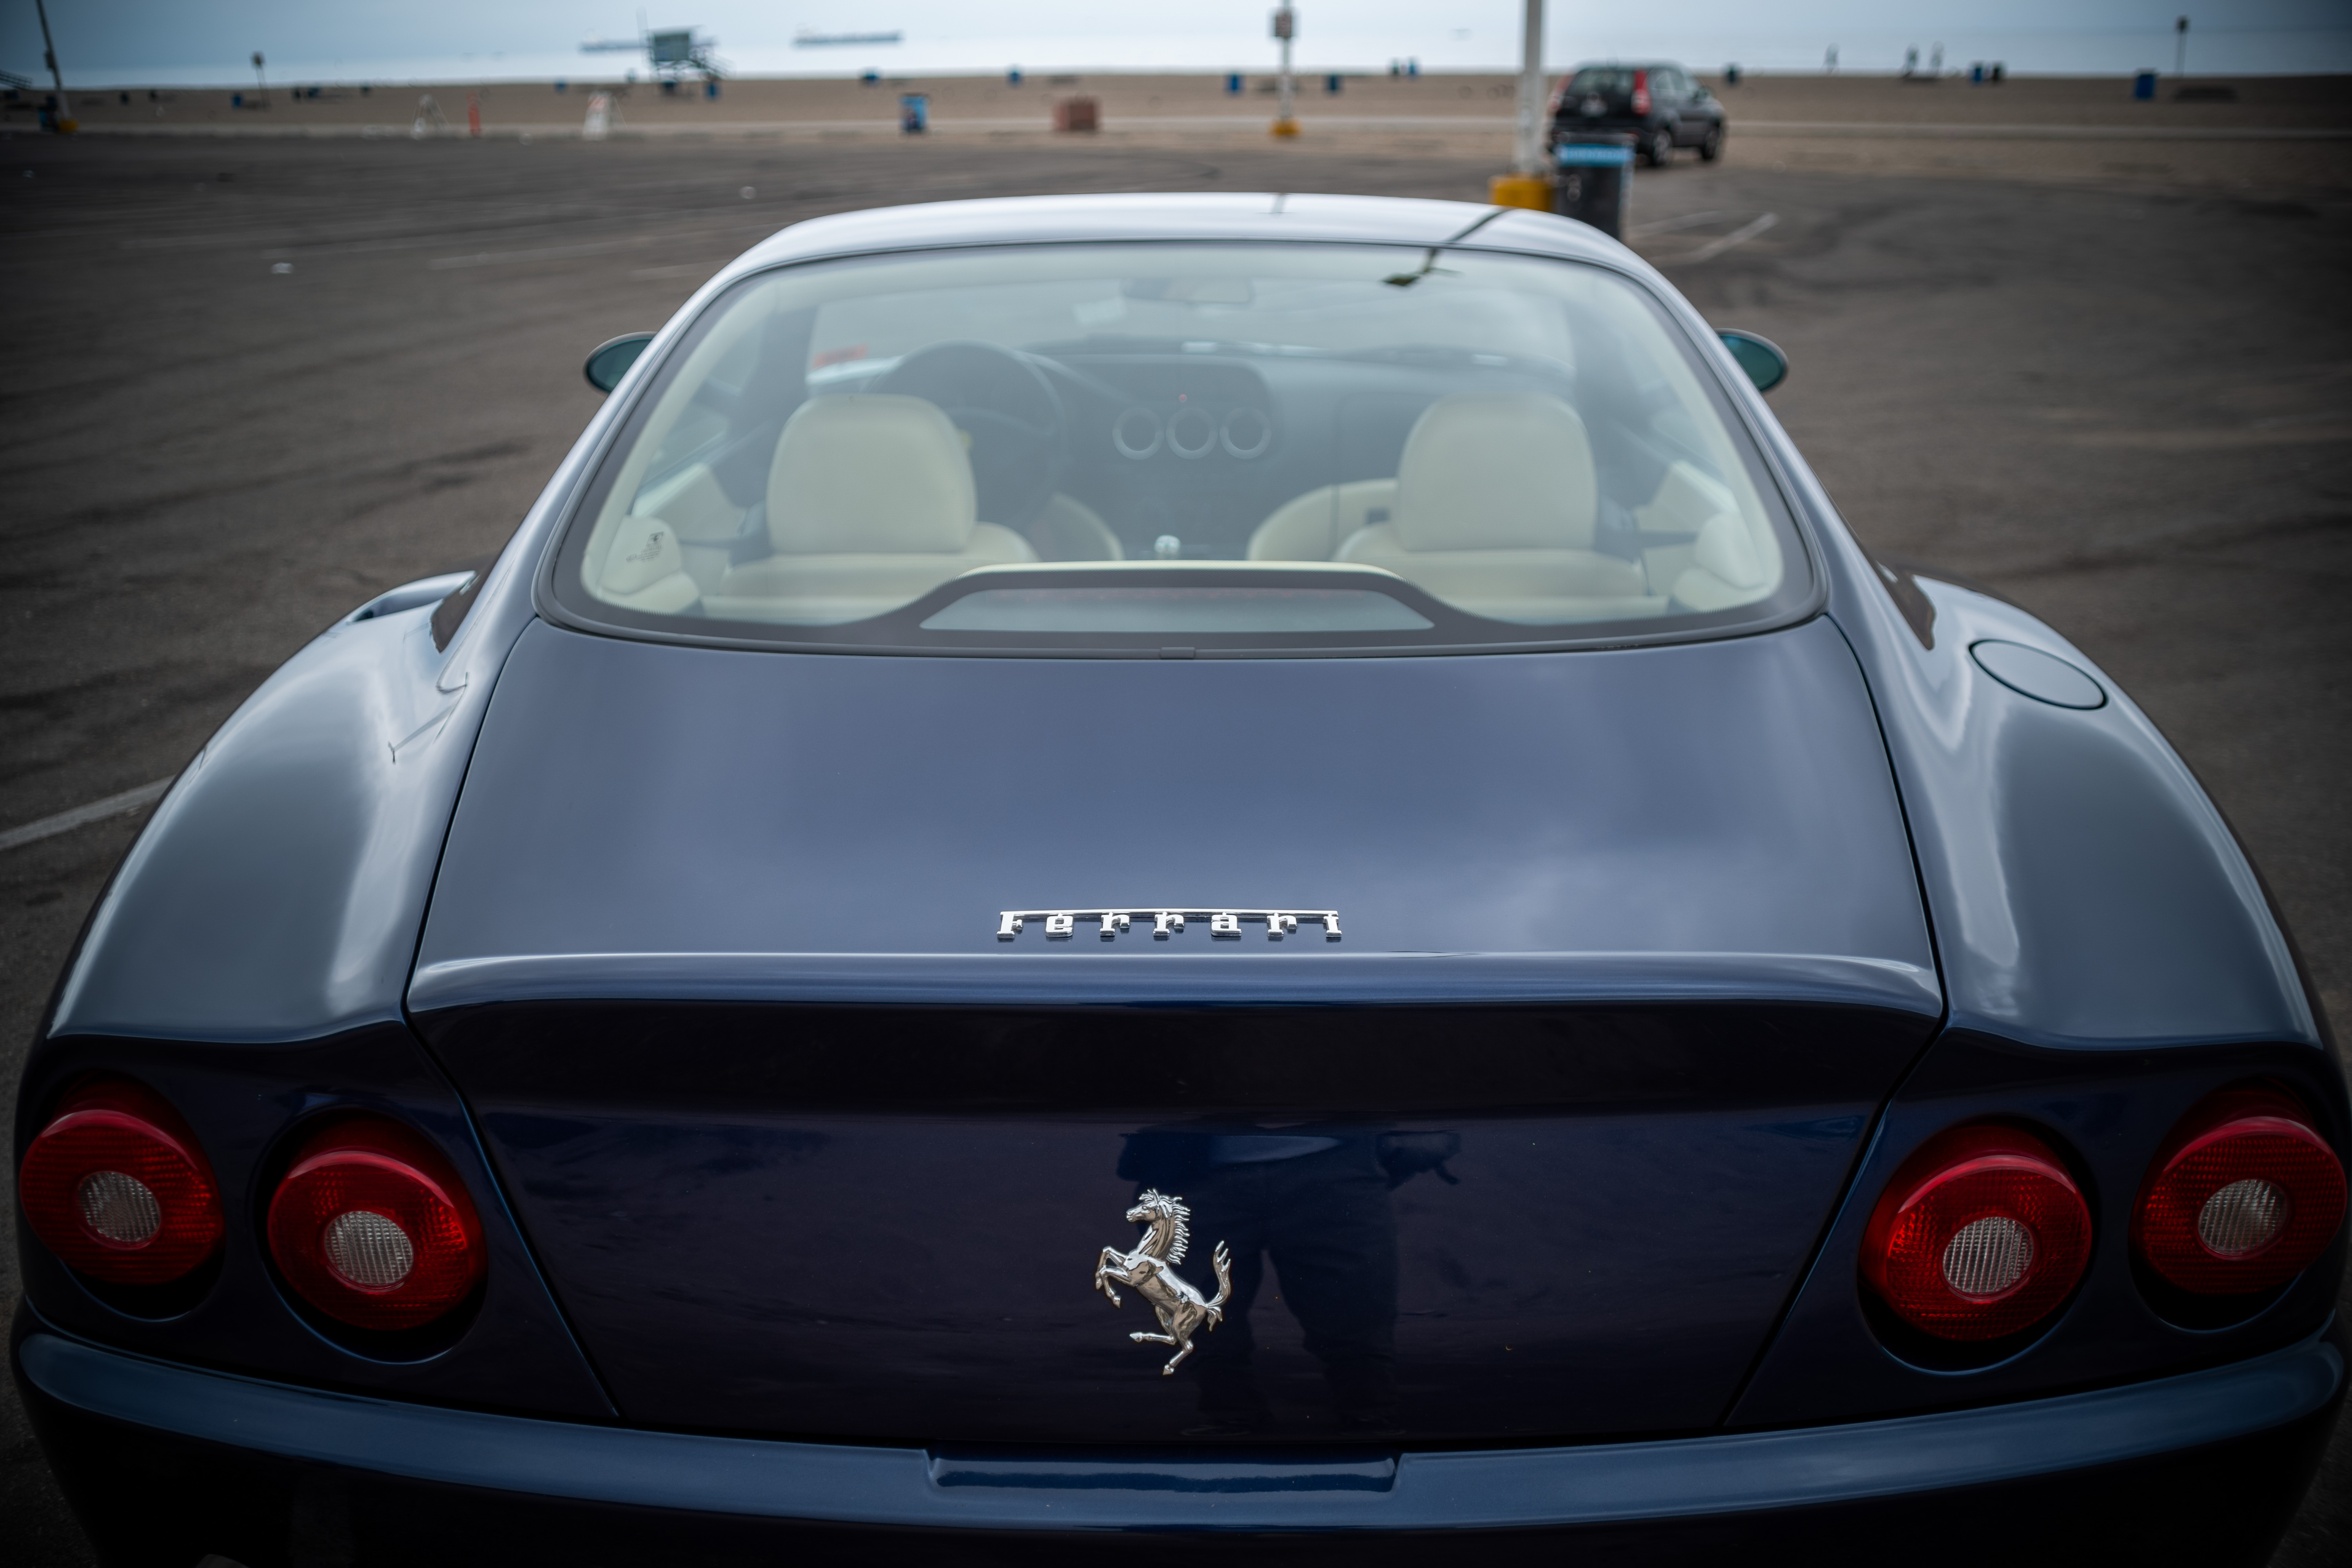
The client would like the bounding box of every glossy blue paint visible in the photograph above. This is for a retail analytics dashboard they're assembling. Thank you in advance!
[47,576,532,1045]
[430,1010,1919,1443]
[17,1319,2342,1530]
[413,615,1933,992]
[410,950,1938,1012]
[404,607,1942,1442]
[1811,548,2314,1053]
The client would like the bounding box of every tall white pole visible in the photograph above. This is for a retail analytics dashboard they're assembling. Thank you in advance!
[1272,6,1299,136]
[33,0,64,94]
[1514,0,1545,176]
[1280,34,1294,120]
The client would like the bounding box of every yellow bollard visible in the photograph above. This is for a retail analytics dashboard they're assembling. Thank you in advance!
[1488,173,1552,211]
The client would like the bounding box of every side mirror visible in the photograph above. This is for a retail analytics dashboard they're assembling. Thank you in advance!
[1718,330,1788,394]
[584,332,656,393]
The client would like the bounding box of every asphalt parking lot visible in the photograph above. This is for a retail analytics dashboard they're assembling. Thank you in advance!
[3,123,2348,1563]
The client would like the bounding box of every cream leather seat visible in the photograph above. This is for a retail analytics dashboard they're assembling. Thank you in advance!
[1247,478,1399,563]
[1330,394,1652,622]
[702,394,1036,624]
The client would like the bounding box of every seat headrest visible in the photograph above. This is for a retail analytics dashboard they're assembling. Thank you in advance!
[767,394,978,555]
[1392,394,1598,552]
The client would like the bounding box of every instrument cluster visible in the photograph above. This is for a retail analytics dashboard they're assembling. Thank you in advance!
[1110,399,1274,463]
[1077,358,1278,468]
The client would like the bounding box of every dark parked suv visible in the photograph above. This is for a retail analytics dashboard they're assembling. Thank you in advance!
[1550,62,1725,167]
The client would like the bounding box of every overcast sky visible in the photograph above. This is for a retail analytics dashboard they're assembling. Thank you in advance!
[8,1,2345,84]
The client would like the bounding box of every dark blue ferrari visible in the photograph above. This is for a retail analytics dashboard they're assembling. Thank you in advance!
[14,194,2347,1566]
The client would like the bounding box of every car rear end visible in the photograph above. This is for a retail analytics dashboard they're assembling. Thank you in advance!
[22,621,2343,1564]
[15,197,2347,1566]
[1550,65,1659,141]
[19,975,2343,1566]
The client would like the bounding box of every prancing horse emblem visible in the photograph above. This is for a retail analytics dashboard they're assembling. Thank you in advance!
[1093,1189,1234,1375]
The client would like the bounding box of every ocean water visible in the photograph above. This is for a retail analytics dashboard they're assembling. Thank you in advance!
[46,25,2352,90]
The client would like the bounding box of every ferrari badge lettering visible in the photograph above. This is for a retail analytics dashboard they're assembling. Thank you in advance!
[1093,1190,1234,1375]
[997,906,1339,941]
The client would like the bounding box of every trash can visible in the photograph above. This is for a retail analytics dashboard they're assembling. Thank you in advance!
[900,93,928,134]
[1553,134,1634,240]
[2133,71,2156,100]
[1053,96,1099,132]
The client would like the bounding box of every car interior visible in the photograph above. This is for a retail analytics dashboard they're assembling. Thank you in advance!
[568,245,1791,640]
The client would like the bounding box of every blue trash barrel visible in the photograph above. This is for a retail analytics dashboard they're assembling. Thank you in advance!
[2134,71,2156,100]
[1555,135,1635,239]
[900,93,928,133]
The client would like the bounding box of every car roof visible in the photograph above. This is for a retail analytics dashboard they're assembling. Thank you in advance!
[721,192,1629,284]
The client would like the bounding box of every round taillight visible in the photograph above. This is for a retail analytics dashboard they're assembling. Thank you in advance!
[267,1118,485,1331]
[2132,1088,2346,1296]
[1861,1124,2093,1342]
[18,1078,224,1285]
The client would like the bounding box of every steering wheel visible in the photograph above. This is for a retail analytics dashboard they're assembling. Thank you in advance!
[875,341,1069,528]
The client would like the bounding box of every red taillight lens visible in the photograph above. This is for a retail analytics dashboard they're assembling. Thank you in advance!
[267,1118,485,1330]
[18,1078,224,1285]
[1631,71,1652,115]
[1861,1124,2092,1341]
[2133,1088,2346,1296]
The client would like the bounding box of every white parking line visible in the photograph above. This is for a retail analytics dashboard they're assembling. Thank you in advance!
[0,779,173,853]
[1681,212,1779,264]
[1629,209,1730,238]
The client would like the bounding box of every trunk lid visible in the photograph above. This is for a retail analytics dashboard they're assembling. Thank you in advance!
[413,617,1937,1443]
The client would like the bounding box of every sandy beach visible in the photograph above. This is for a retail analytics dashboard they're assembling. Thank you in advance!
[20,69,2348,195]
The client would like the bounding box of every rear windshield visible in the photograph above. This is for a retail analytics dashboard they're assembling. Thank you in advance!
[1568,68,1636,94]
[551,242,1810,655]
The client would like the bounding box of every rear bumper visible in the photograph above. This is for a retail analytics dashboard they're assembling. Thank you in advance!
[17,1310,2343,1567]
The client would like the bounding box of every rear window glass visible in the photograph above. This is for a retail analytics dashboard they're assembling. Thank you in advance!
[551,243,1810,655]
[1569,68,1635,94]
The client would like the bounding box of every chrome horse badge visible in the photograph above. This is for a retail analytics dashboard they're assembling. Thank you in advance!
[1093,1189,1234,1375]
